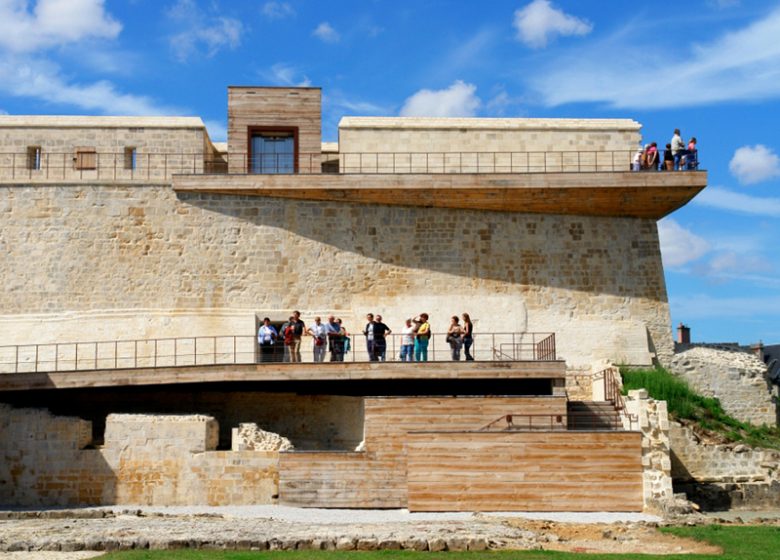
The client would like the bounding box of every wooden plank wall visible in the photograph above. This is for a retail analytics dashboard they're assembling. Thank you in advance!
[227,87,321,173]
[279,396,566,508]
[406,431,643,512]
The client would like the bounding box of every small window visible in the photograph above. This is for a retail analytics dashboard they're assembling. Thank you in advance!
[27,146,42,170]
[75,147,97,170]
[124,147,137,170]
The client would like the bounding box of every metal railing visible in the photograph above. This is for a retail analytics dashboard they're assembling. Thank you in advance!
[478,411,623,431]
[0,151,219,182]
[601,366,639,430]
[0,331,556,374]
[0,149,682,182]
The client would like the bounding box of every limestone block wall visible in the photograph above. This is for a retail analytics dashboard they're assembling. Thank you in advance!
[669,347,778,426]
[670,422,780,509]
[624,390,674,511]
[0,405,279,507]
[0,185,672,368]
[0,118,211,181]
[338,117,641,172]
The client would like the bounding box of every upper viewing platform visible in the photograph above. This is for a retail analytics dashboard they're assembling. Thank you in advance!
[0,86,707,218]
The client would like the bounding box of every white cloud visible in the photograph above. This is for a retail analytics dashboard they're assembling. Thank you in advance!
[513,0,592,49]
[313,22,340,43]
[0,109,7,115]
[399,81,481,117]
[658,218,711,268]
[263,63,311,87]
[168,0,243,62]
[695,187,780,216]
[0,56,180,115]
[261,1,295,20]
[0,0,121,52]
[729,145,780,185]
[530,6,780,108]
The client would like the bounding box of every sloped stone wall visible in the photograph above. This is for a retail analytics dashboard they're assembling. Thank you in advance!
[0,185,672,368]
[670,347,778,426]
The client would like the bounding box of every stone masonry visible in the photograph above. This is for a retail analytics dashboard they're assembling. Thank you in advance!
[669,346,778,426]
[0,185,671,369]
[624,389,674,511]
[670,422,780,510]
[0,405,279,507]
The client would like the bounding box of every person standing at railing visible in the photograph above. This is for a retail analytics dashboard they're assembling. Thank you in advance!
[291,310,305,363]
[671,128,688,170]
[462,313,474,361]
[326,315,347,362]
[373,315,391,361]
[281,316,295,362]
[363,313,376,361]
[307,316,328,363]
[257,317,278,363]
[400,318,415,362]
[414,313,431,362]
[685,137,698,169]
[447,316,464,360]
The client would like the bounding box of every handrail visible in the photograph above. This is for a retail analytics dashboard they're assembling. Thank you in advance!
[0,149,704,181]
[0,331,556,374]
[601,367,639,430]
[478,411,625,432]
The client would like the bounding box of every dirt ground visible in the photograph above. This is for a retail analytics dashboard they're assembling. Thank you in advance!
[501,518,724,554]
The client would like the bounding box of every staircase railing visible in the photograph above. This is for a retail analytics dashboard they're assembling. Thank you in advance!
[601,366,639,430]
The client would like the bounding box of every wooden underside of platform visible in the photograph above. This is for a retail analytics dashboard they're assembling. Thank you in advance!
[0,360,565,392]
[173,171,707,219]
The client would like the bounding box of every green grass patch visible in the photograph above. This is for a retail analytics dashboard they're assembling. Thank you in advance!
[97,525,780,559]
[621,367,780,450]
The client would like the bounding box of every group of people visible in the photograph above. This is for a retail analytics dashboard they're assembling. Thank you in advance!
[257,311,475,363]
[632,128,698,171]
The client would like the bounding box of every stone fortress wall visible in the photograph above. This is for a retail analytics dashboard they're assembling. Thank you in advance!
[0,184,671,369]
[0,116,216,181]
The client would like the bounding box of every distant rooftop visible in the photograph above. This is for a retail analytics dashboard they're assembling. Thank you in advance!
[0,115,206,129]
[339,116,641,131]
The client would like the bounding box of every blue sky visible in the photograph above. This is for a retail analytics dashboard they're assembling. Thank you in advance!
[1,0,779,345]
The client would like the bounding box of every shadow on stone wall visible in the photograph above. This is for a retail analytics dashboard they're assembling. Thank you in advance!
[178,192,666,301]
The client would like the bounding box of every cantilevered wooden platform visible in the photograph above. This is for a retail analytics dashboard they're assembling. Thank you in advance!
[0,360,566,392]
[173,171,707,219]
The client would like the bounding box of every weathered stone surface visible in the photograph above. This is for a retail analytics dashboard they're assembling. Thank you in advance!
[624,389,674,511]
[669,347,777,426]
[670,421,780,510]
[232,423,294,452]
[0,185,672,369]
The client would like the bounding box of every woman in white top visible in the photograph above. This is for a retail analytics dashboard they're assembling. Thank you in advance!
[400,318,415,362]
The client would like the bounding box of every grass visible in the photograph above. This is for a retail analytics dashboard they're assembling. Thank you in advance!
[96,525,780,560]
[621,366,780,450]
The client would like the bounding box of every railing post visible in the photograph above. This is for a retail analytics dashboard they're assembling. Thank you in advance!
[194,337,198,365]
[14,345,18,374]
[95,342,98,370]
[35,345,39,373]
[174,338,177,367]
[233,336,237,364]
[213,336,217,364]
[74,343,78,371]
[115,340,118,369]
[154,339,158,368]
[135,340,138,368]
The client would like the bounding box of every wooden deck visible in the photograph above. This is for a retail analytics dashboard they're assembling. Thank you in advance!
[173,171,707,219]
[0,360,566,392]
